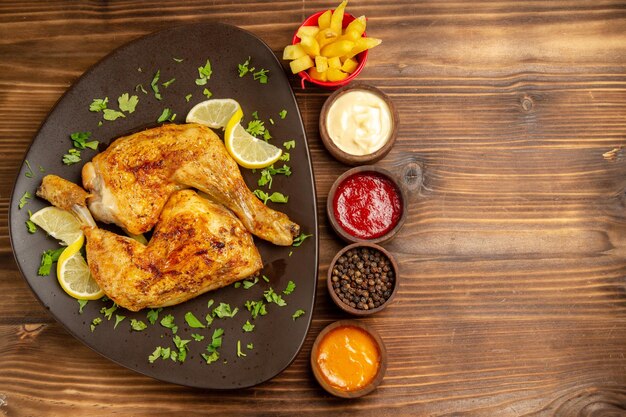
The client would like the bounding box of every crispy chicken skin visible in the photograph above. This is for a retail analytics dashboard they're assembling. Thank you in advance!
[84,190,263,311]
[37,174,89,211]
[82,123,300,246]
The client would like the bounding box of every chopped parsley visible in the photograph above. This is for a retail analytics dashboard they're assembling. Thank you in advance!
[283,280,296,295]
[258,164,292,189]
[252,68,269,84]
[135,84,148,94]
[77,299,88,314]
[247,343,254,350]
[118,93,139,113]
[147,307,162,325]
[157,108,176,123]
[262,275,270,283]
[114,314,126,329]
[292,233,313,247]
[253,190,288,204]
[195,59,212,85]
[292,309,306,320]
[279,152,290,162]
[100,303,118,320]
[184,311,205,328]
[205,313,213,327]
[25,219,37,234]
[131,319,147,331]
[279,109,287,119]
[63,149,81,165]
[283,140,296,150]
[70,131,98,150]
[38,247,65,276]
[245,299,267,319]
[160,314,178,334]
[207,299,215,309]
[103,109,126,121]
[212,302,238,318]
[173,335,191,362]
[264,287,287,307]
[202,88,212,98]
[238,57,252,77]
[89,97,108,112]
[90,317,102,332]
[151,70,162,100]
[24,160,34,178]
[185,93,192,102]
[18,191,32,209]
[242,320,255,332]
[162,78,176,88]
[246,119,266,138]
[192,333,205,341]
[242,276,259,289]
[202,328,224,364]
[237,340,246,357]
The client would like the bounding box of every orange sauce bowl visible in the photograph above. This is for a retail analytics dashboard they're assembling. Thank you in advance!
[311,320,387,398]
[292,11,369,90]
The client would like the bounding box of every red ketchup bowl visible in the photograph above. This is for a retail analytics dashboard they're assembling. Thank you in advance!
[292,11,369,89]
[327,166,407,244]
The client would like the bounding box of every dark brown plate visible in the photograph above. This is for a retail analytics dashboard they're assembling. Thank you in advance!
[8,23,318,389]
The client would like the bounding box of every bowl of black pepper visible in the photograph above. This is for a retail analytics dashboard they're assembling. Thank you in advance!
[327,242,399,316]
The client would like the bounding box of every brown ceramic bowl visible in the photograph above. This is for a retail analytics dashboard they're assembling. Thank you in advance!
[319,83,398,166]
[311,320,387,398]
[327,165,408,244]
[327,242,399,316]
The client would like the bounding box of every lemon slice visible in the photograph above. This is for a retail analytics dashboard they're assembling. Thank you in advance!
[30,206,83,246]
[224,108,283,169]
[57,235,104,300]
[186,98,241,129]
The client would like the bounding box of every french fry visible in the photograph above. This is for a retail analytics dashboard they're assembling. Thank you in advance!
[341,57,359,73]
[328,56,342,69]
[283,44,307,60]
[300,35,320,57]
[344,15,366,39]
[346,37,381,59]
[316,28,339,49]
[309,67,328,81]
[327,68,349,82]
[330,0,348,35]
[315,55,329,73]
[321,40,355,58]
[317,9,332,29]
[289,55,315,74]
[297,25,320,39]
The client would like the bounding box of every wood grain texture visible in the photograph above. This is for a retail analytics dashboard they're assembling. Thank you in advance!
[2,0,626,416]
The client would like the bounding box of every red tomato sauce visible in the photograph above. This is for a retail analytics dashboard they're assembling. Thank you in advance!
[332,172,402,239]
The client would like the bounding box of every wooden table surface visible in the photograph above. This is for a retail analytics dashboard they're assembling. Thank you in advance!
[2,1,626,416]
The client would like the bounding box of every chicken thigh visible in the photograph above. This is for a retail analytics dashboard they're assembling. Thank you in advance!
[82,123,299,246]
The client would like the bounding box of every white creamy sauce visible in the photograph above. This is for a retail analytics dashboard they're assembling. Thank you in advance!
[325,90,392,156]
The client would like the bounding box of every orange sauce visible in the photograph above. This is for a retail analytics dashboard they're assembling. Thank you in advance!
[316,325,380,391]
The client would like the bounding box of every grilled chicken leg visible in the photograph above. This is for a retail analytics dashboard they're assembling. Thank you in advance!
[37,175,263,312]
[82,123,299,246]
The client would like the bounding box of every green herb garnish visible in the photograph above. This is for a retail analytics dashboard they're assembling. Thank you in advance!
[252,68,269,84]
[26,219,37,234]
[246,120,266,138]
[90,317,102,332]
[38,247,65,276]
[77,299,88,314]
[135,84,148,94]
[173,335,191,362]
[279,109,287,119]
[147,307,162,325]
[63,148,81,165]
[24,160,34,178]
[203,88,212,98]
[70,131,98,150]
[114,314,126,329]
[292,309,305,320]
[151,70,162,100]
[283,280,296,295]
[258,164,292,189]
[212,302,238,318]
[262,275,270,283]
[18,191,32,209]
[195,59,212,85]
[103,109,126,121]
[89,97,108,112]
[202,328,224,364]
[100,303,118,320]
[253,190,288,204]
[242,320,255,332]
[162,78,176,88]
[173,57,184,63]
[192,333,205,341]
[184,311,205,328]
[283,140,296,150]
[118,93,139,113]
[157,108,175,123]
[264,287,287,307]
[160,314,178,334]
[242,276,259,289]
[279,152,290,162]
[245,300,267,319]
[292,233,313,247]
[238,57,253,77]
[247,343,254,350]
[237,340,246,357]
[185,93,193,102]
[130,319,147,331]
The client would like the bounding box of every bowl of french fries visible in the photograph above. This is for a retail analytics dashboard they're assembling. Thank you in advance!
[282,1,382,89]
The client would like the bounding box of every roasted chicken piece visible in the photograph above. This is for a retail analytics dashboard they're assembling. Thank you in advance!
[82,123,299,246]
[38,175,263,311]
